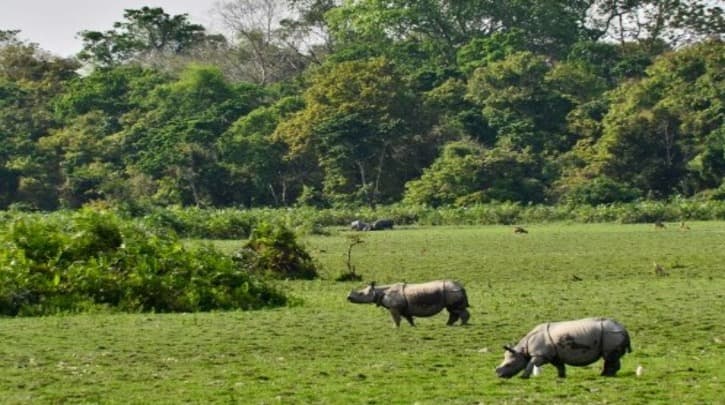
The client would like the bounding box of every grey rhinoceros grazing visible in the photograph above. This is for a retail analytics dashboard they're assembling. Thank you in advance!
[350,220,370,231]
[370,219,394,230]
[347,280,470,327]
[496,317,631,378]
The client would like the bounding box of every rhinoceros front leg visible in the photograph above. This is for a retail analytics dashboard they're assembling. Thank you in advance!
[446,311,460,325]
[520,357,548,379]
[389,310,415,327]
[389,310,402,327]
[550,358,567,378]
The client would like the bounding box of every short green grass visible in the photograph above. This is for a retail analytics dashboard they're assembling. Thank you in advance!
[1,222,723,403]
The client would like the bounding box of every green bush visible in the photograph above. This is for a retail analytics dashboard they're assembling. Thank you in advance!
[0,209,286,316]
[233,221,318,280]
[562,176,641,205]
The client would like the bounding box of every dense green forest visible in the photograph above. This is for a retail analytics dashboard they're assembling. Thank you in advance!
[1,1,724,211]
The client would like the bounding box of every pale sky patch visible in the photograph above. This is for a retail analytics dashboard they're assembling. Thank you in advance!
[1,0,221,57]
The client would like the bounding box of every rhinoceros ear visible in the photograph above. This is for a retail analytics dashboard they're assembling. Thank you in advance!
[503,345,517,354]
[370,281,376,288]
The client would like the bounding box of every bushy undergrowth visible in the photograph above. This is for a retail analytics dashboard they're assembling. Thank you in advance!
[233,222,318,280]
[0,209,286,316]
[111,200,725,239]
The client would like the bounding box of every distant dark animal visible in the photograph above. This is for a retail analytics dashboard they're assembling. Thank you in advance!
[496,317,631,379]
[350,219,393,231]
[347,280,470,327]
[513,226,528,234]
[654,221,666,229]
[370,219,394,230]
[653,262,668,276]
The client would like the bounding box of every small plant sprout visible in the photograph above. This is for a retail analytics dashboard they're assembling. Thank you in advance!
[336,234,365,282]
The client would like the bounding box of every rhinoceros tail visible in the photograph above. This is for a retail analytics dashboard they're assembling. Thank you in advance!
[623,330,632,353]
[461,286,471,308]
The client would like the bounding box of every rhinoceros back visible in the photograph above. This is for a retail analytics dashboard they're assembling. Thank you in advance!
[387,280,466,317]
[548,318,621,366]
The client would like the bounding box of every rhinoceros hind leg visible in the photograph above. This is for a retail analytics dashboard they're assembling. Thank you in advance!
[446,311,460,325]
[403,314,415,326]
[459,309,470,325]
[601,355,621,376]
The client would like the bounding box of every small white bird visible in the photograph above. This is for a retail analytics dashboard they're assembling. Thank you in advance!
[636,365,644,377]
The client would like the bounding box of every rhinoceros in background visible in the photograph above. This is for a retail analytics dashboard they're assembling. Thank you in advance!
[369,219,394,230]
[350,220,370,231]
[496,317,631,379]
[350,219,393,231]
[347,280,470,327]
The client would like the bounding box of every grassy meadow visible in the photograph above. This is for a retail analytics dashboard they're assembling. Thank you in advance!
[1,222,724,403]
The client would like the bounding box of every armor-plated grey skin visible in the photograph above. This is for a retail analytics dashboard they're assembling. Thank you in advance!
[350,219,393,231]
[350,220,370,231]
[347,280,470,327]
[370,219,394,230]
[496,317,631,379]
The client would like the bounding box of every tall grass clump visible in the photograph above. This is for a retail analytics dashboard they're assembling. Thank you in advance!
[0,208,286,316]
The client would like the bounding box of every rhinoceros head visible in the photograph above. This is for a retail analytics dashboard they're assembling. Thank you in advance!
[347,282,379,304]
[495,345,529,378]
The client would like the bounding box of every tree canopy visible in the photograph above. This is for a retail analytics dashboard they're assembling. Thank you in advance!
[1,3,723,210]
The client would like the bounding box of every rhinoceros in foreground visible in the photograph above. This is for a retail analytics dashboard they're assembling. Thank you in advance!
[496,317,631,378]
[347,280,470,327]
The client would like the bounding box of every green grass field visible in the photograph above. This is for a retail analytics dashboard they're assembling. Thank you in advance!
[1,222,723,403]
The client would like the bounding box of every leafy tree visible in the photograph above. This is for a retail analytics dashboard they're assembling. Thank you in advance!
[274,57,431,206]
[587,0,725,48]
[326,0,591,66]
[589,40,725,198]
[457,30,528,76]
[0,31,78,209]
[559,175,641,205]
[78,7,223,67]
[566,40,657,85]
[214,0,319,84]
[122,65,267,206]
[404,140,546,206]
[423,78,495,146]
[54,65,169,130]
[37,112,125,208]
[218,96,305,206]
[467,51,574,154]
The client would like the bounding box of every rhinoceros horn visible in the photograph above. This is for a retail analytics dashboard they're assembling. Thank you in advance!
[503,345,517,354]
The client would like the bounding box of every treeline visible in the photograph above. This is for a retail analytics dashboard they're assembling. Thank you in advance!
[1,1,724,211]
